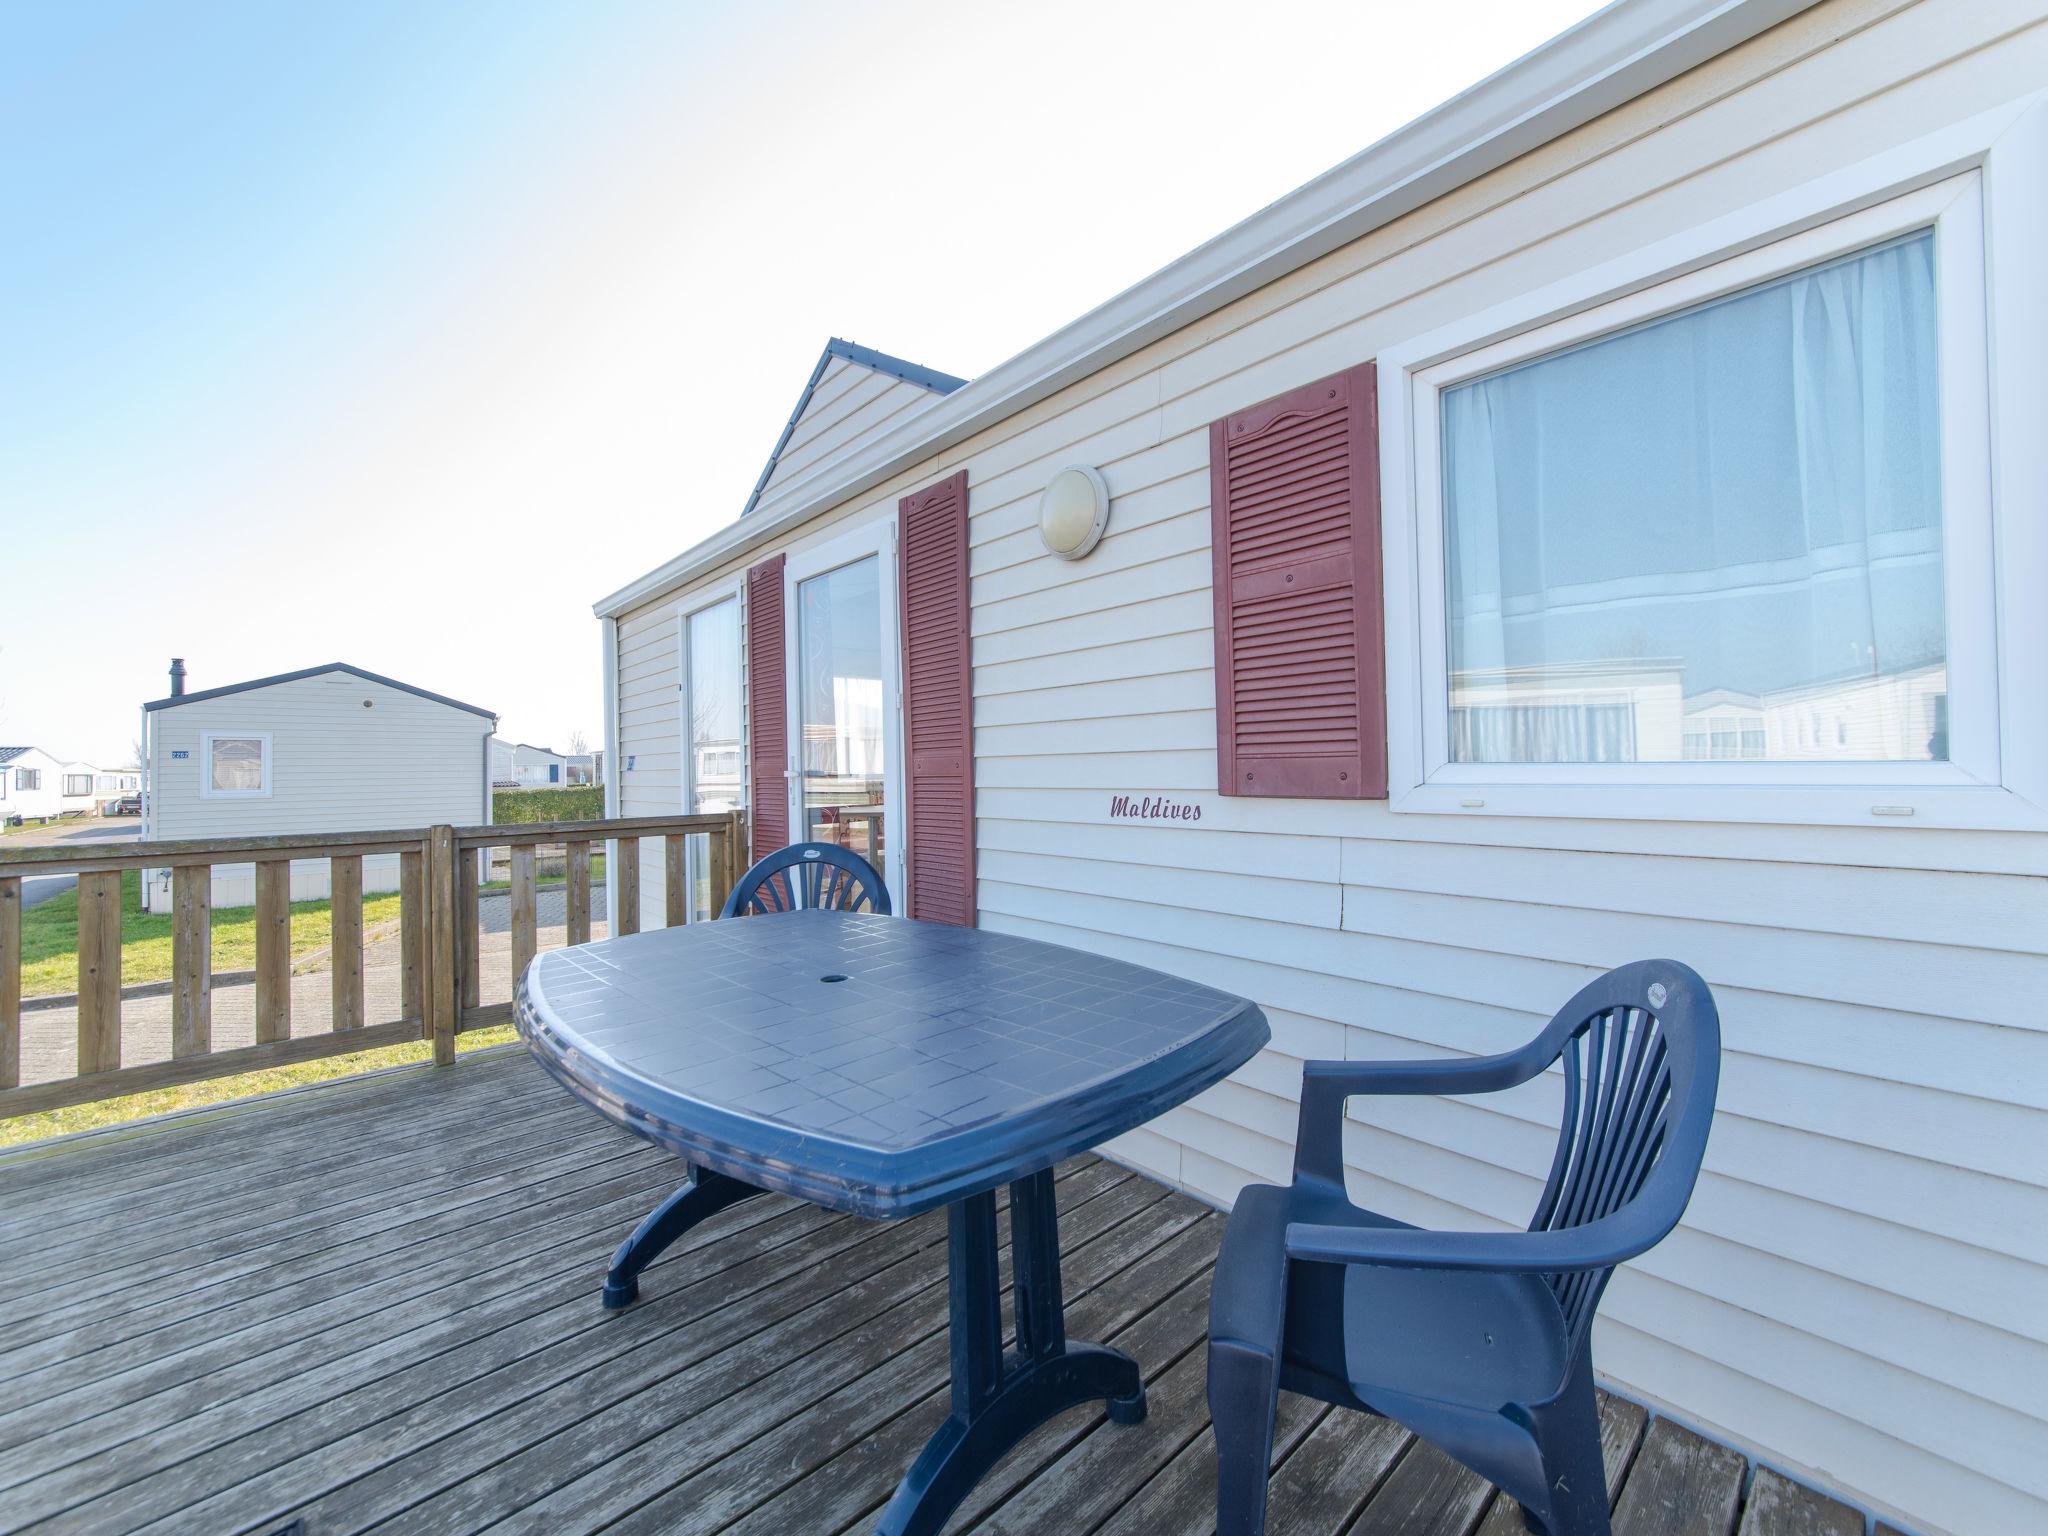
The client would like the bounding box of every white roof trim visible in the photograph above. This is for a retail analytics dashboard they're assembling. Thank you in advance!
[595,0,1817,620]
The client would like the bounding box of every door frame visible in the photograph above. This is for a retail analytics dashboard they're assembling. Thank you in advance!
[782,515,905,909]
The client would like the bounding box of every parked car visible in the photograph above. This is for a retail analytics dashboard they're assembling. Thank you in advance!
[101,794,141,817]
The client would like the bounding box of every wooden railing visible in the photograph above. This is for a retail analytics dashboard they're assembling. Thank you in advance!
[0,810,747,1118]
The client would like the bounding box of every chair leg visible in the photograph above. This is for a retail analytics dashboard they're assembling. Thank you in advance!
[1208,1338,1279,1536]
[1517,1346,1610,1536]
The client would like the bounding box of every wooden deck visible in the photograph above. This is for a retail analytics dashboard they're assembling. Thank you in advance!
[0,1049,1872,1536]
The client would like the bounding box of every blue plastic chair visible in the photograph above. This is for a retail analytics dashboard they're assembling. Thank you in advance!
[720,841,892,918]
[1208,960,1720,1536]
[597,842,891,1308]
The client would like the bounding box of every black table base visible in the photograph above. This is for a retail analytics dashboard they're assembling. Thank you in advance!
[601,1163,765,1308]
[876,1168,1146,1536]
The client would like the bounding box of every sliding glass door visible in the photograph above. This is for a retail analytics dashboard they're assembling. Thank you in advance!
[785,524,902,904]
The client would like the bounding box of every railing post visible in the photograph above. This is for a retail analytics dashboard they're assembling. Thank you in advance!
[458,843,481,1016]
[565,840,592,947]
[171,864,212,1058]
[0,876,19,1091]
[400,848,425,1027]
[331,854,364,1033]
[510,843,538,984]
[253,860,291,1045]
[664,834,687,928]
[711,810,745,918]
[426,824,457,1066]
[77,871,123,1075]
[615,836,641,937]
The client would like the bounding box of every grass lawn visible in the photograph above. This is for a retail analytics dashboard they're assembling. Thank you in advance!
[0,1025,520,1148]
[18,871,405,998]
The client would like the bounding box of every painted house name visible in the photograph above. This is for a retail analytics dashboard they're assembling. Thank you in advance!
[1108,794,1203,823]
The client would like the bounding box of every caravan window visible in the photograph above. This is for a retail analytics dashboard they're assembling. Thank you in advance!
[202,734,271,797]
[1441,230,1944,767]
[1377,165,2041,826]
[63,774,93,796]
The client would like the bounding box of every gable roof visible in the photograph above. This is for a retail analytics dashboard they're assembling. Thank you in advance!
[143,663,497,720]
[740,338,966,518]
[0,747,32,765]
[597,0,1815,618]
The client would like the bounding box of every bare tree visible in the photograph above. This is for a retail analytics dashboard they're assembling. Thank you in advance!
[565,729,590,756]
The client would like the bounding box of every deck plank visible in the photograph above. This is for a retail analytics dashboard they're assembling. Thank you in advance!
[0,1053,1820,1536]
[1737,1468,1864,1536]
[1613,1416,1749,1536]
[282,1166,1139,1536]
[526,1190,1210,1535]
[1470,1391,1649,1536]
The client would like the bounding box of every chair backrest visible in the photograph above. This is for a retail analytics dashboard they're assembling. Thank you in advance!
[720,842,892,919]
[1525,960,1720,1351]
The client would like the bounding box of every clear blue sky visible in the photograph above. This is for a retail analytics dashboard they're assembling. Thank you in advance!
[1,0,1600,764]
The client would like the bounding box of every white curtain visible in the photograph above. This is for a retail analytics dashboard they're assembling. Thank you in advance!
[1443,230,1944,763]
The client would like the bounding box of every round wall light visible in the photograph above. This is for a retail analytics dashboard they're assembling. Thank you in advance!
[1038,465,1110,561]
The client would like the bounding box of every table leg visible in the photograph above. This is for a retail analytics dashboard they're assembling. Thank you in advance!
[603,1164,764,1309]
[875,1170,1146,1536]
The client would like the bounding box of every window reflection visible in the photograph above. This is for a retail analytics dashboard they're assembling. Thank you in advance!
[797,557,886,865]
[1442,230,1946,764]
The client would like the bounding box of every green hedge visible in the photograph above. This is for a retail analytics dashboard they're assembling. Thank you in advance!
[491,786,605,825]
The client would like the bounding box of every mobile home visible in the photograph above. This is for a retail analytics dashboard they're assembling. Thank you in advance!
[591,3,2048,1531]
[141,661,495,909]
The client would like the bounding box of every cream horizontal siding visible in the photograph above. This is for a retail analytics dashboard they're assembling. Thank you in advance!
[604,4,2048,1529]
[148,672,489,840]
[755,363,948,515]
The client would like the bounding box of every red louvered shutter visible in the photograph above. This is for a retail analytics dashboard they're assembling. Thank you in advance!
[1210,362,1386,799]
[898,470,975,925]
[745,553,789,862]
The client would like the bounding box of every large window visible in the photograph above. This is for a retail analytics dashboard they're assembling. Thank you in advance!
[1442,231,1944,768]
[16,769,39,792]
[1376,150,2048,827]
[201,733,271,797]
[63,774,93,796]
[686,598,742,816]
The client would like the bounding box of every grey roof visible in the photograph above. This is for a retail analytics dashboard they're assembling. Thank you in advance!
[143,663,497,720]
[740,338,965,518]
[0,747,31,764]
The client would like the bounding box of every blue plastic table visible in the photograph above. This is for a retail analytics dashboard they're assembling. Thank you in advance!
[515,908,1268,1536]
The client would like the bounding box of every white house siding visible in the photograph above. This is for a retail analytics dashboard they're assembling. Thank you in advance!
[608,5,2048,1530]
[0,749,70,822]
[147,671,491,908]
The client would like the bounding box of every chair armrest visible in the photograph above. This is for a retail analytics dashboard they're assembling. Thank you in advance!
[1290,1048,1553,1188]
[1285,1208,1660,1274]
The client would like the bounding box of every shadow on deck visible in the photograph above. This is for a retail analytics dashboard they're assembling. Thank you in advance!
[0,1049,1864,1535]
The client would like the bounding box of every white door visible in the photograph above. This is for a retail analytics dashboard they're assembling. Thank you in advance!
[783,520,904,908]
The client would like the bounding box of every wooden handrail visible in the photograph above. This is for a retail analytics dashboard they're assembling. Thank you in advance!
[0,829,432,876]
[451,812,733,848]
[0,808,750,1119]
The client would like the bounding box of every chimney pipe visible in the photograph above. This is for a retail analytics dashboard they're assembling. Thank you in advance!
[169,658,186,698]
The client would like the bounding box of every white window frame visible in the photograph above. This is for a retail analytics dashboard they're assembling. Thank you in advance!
[784,514,905,909]
[199,731,273,799]
[676,576,747,921]
[1378,99,2048,831]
